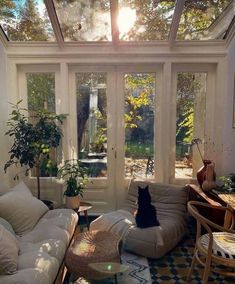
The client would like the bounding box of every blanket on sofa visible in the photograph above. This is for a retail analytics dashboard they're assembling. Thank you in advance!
[89,209,164,247]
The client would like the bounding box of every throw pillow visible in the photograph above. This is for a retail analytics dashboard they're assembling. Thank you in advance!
[0,181,32,197]
[0,217,15,235]
[0,224,19,275]
[10,181,33,196]
[0,183,9,196]
[135,185,160,228]
[0,191,49,235]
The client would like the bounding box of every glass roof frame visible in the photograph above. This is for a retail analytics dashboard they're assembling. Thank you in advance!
[0,0,235,48]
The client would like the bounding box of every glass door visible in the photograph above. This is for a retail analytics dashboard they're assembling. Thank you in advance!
[69,66,117,212]
[124,72,156,179]
[70,65,159,211]
[115,66,159,207]
[75,72,108,178]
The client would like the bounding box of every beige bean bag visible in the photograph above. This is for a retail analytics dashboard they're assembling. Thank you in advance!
[90,179,187,259]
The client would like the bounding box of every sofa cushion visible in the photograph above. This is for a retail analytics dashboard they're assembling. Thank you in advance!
[0,190,48,235]
[20,209,78,247]
[0,268,51,284]
[0,207,78,284]
[0,224,19,275]
[19,239,66,261]
[18,251,59,283]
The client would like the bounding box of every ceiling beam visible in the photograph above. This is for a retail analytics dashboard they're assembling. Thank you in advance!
[168,0,186,47]
[110,0,119,46]
[225,16,235,48]
[0,26,9,49]
[44,0,64,48]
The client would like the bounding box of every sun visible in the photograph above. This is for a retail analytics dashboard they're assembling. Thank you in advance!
[117,7,136,35]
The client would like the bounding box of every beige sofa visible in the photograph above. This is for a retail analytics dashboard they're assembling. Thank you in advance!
[90,179,187,259]
[0,181,78,284]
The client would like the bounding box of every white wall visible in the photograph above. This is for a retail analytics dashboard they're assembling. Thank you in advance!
[0,41,9,185]
[221,38,235,175]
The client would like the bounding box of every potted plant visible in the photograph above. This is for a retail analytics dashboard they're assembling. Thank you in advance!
[4,100,65,200]
[218,173,235,193]
[57,159,88,209]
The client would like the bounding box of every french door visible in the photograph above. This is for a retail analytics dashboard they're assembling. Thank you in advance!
[69,65,160,213]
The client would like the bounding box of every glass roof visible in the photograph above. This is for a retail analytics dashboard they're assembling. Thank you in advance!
[0,0,234,43]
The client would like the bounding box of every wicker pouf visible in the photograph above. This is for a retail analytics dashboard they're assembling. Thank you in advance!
[65,230,121,280]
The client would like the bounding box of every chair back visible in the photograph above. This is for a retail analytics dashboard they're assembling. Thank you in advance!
[188,200,235,235]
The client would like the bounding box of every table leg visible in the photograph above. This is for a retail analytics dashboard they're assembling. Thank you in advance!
[223,205,233,229]
[84,210,90,229]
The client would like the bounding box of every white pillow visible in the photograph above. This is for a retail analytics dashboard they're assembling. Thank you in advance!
[0,191,49,235]
[0,181,33,197]
[10,181,33,196]
[0,217,15,235]
[0,183,9,196]
[0,224,19,275]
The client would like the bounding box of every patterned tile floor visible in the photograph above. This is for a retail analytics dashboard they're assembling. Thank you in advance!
[148,219,235,284]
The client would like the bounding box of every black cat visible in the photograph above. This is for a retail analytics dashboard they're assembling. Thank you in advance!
[135,185,160,228]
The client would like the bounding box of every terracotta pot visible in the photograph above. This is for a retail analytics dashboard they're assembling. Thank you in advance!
[197,159,216,188]
[65,195,80,209]
[202,162,216,191]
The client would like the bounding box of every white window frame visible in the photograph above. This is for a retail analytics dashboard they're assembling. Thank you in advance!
[170,63,217,185]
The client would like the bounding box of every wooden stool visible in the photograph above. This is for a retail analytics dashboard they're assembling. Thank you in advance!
[65,230,121,281]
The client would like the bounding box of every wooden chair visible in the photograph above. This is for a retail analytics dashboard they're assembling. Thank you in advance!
[187,200,235,284]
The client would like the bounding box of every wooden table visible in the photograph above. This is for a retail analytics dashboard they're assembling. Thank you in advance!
[186,184,222,206]
[217,193,235,228]
[187,184,235,227]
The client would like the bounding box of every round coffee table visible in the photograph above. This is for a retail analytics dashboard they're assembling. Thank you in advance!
[88,262,129,283]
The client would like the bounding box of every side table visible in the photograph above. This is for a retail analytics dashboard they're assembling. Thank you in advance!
[75,201,92,229]
[60,201,92,229]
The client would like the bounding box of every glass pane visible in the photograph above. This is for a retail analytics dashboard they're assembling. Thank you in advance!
[177,0,232,40]
[175,72,207,179]
[76,73,107,178]
[53,0,111,41]
[0,0,55,41]
[27,73,55,112]
[27,73,58,177]
[124,73,155,178]
[118,0,175,41]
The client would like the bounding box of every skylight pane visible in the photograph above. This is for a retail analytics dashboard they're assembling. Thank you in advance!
[177,0,232,40]
[118,0,175,41]
[0,0,55,41]
[53,0,111,41]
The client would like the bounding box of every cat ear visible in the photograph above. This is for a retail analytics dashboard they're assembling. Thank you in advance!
[145,185,149,190]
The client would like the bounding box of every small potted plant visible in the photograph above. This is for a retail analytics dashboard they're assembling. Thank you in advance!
[58,159,88,209]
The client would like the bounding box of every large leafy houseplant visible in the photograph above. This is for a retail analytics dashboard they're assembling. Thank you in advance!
[57,159,88,208]
[4,100,65,199]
